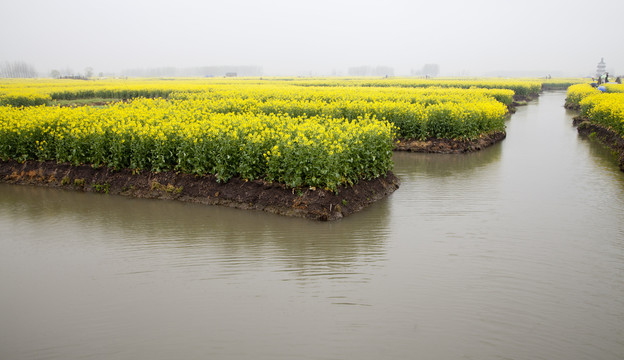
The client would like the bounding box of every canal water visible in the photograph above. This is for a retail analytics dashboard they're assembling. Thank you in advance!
[1,91,623,360]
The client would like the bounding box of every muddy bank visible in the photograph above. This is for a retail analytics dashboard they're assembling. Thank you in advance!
[513,94,539,102]
[510,93,540,108]
[508,94,539,112]
[0,160,400,221]
[564,102,580,111]
[395,131,506,153]
[574,117,624,171]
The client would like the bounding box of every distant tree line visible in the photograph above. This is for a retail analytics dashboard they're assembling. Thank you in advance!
[0,61,38,78]
[50,67,95,79]
[411,64,440,77]
[122,66,263,77]
[348,66,395,77]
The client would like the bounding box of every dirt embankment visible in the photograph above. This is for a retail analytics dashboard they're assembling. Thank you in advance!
[514,94,539,102]
[395,131,506,153]
[512,94,539,108]
[0,160,400,221]
[564,103,580,111]
[574,117,624,172]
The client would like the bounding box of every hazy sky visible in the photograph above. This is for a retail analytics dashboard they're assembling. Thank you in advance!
[1,0,623,76]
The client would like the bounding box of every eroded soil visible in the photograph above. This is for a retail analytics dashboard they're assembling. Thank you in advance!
[395,131,506,153]
[0,160,400,221]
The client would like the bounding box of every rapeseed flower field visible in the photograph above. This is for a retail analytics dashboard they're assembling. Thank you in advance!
[0,77,550,189]
[566,83,624,136]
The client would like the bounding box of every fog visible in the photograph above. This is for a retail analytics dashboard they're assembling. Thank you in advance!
[1,0,623,77]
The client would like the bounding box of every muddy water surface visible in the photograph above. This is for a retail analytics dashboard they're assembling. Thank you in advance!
[1,91,623,359]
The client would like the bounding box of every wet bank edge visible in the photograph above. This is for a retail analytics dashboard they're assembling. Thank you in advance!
[573,117,624,172]
[395,131,506,153]
[0,160,400,221]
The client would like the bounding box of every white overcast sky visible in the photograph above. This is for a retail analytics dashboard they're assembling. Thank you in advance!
[1,0,622,76]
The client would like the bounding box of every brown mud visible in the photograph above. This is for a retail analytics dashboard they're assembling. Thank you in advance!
[574,117,624,172]
[513,94,539,102]
[564,103,580,111]
[395,131,506,153]
[0,160,400,221]
[509,94,540,111]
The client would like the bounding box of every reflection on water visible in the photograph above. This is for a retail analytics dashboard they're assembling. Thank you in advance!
[392,140,503,181]
[581,131,624,173]
[0,183,391,282]
[1,91,624,360]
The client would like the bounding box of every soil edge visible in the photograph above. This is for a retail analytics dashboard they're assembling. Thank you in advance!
[0,160,400,221]
[395,131,506,153]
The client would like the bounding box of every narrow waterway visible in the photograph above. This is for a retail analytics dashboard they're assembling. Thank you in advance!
[1,91,623,360]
